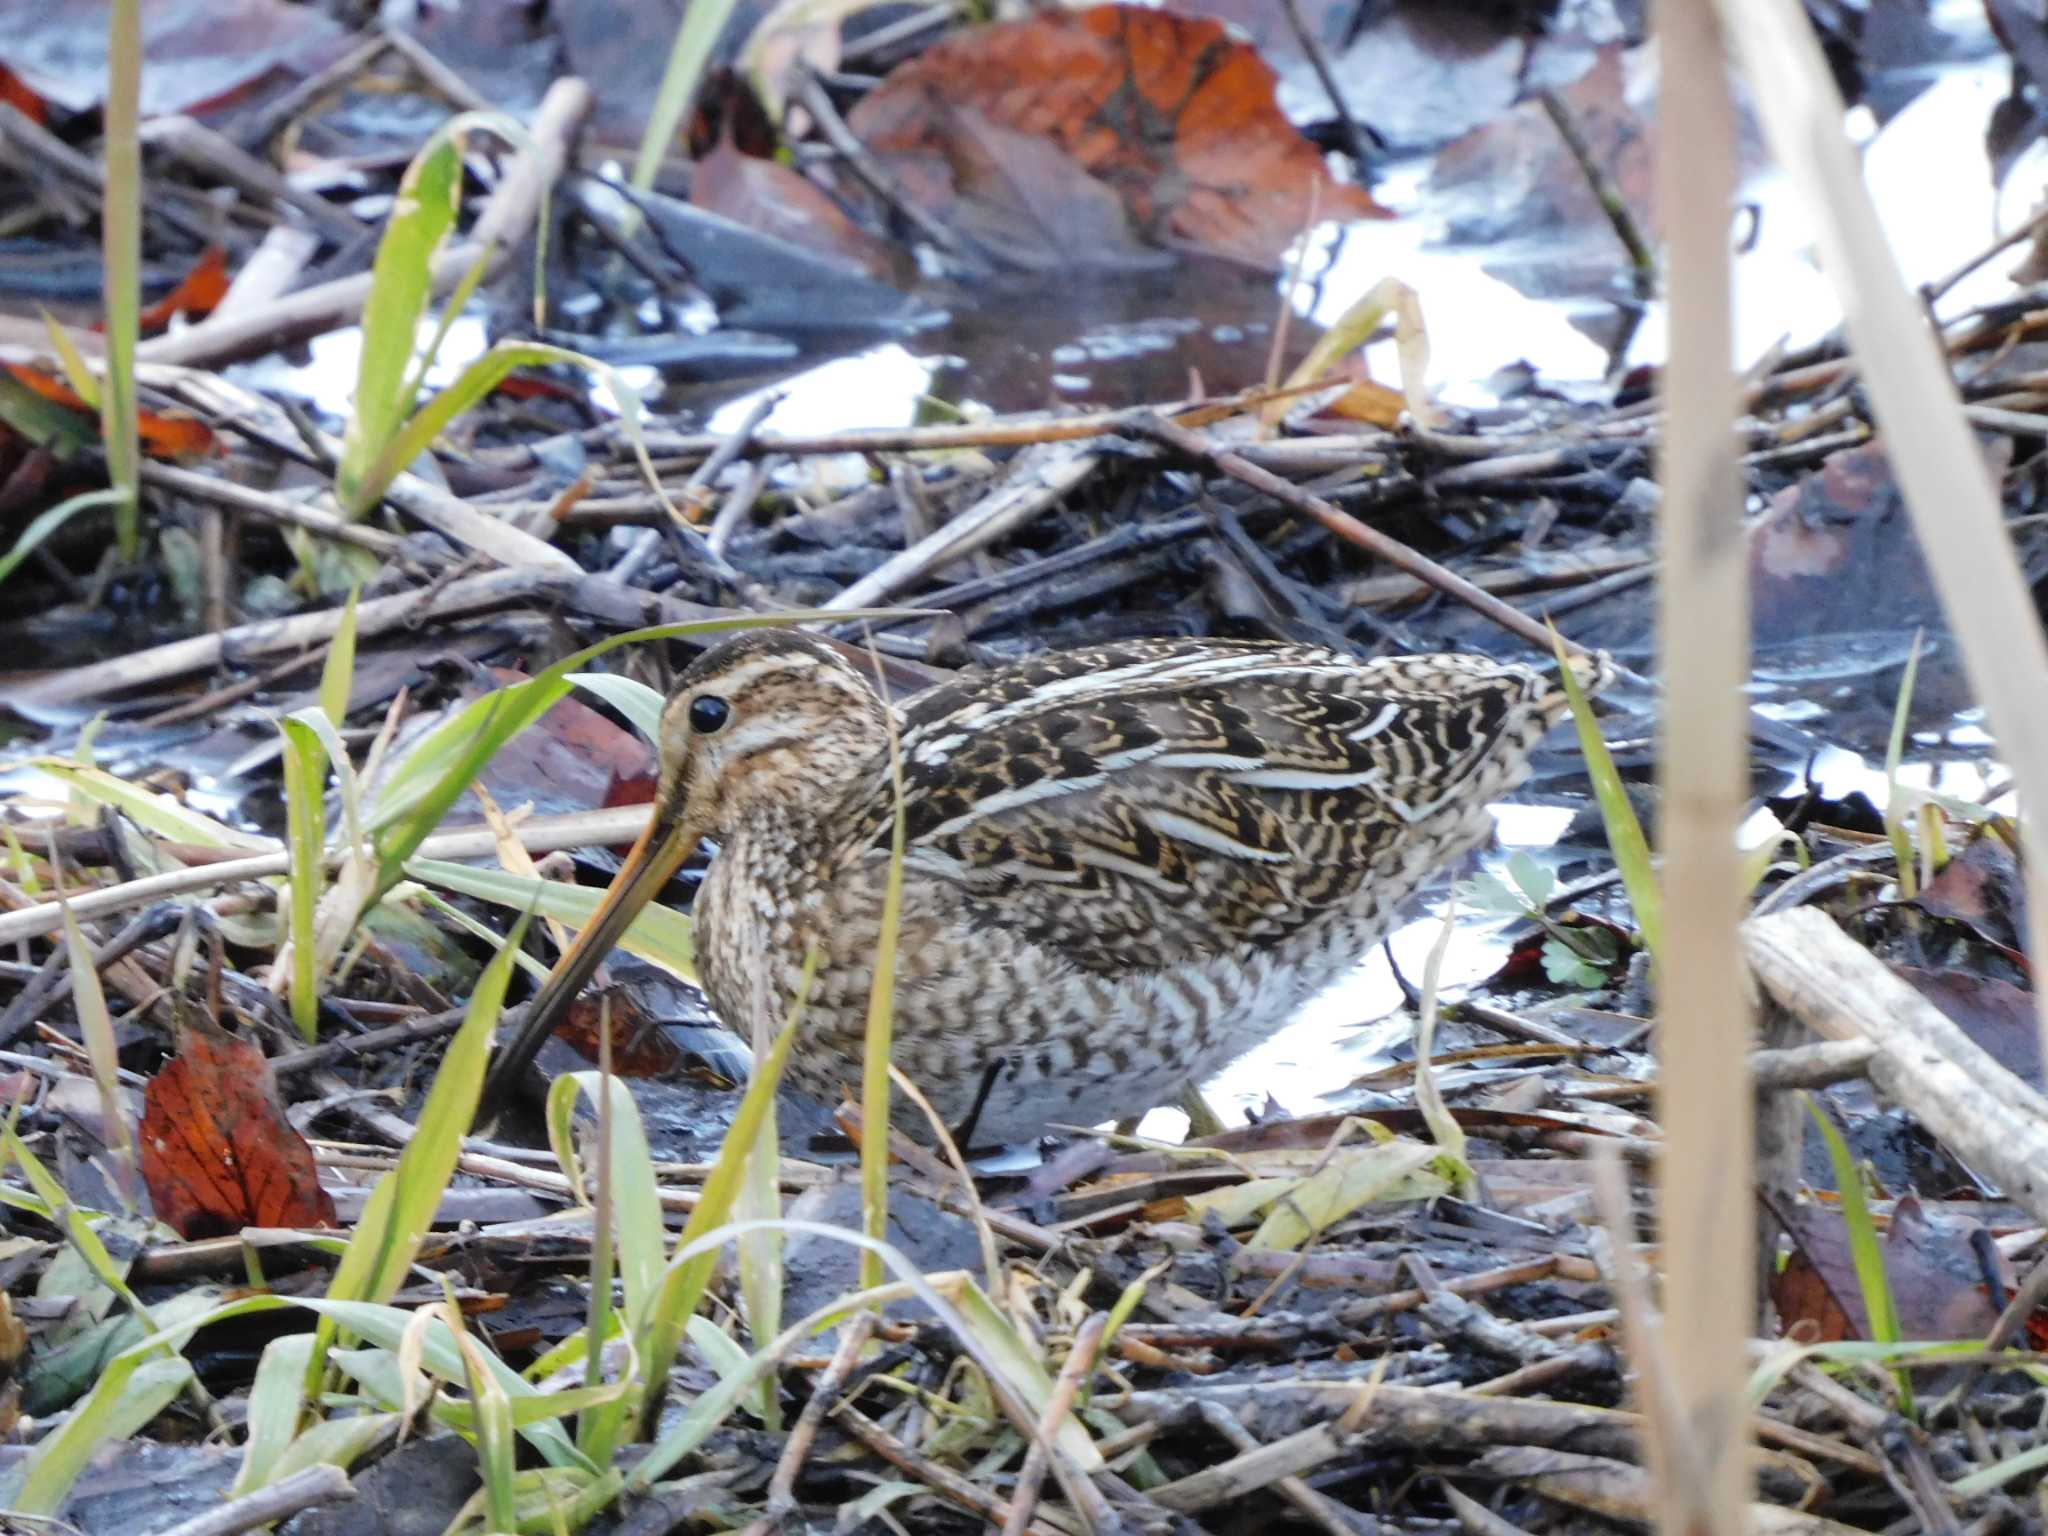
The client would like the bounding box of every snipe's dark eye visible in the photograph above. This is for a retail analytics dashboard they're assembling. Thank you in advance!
[688,695,730,735]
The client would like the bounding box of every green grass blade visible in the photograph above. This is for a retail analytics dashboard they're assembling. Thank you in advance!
[2,1354,190,1514]
[30,760,269,850]
[547,1072,664,1338]
[1550,630,1663,961]
[736,1085,784,1430]
[5,1288,599,1517]
[618,1220,1049,1496]
[0,489,119,589]
[267,1410,402,1485]
[1411,903,1471,1197]
[1882,629,1925,900]
[1804,1093,1911,1416]
[1,1130,150,1319]
[232,1333,316,1496]
[361,340,677,523]
[100,0,141,560]
[567,672,667,743]
[631,0,743,194]
[861,667,909,1293]
[637,988,808,1433]
[1247,1140,1447,1251]
[337,136,462,517]
[39,310,101,409]
[61,907,141,1209]
[1951,1437,2048,1497]
[406,860,694,978]
[327,911,532,1306]
[320,587,362,726]
[278,717,328,1043]
[444,1299,519,1533]
[735,949,823,1432]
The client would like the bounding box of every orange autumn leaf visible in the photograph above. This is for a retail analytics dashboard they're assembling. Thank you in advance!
[0,65,46,125]
[0,362,219,461]
[140,1021,335,1239]
[134,410,220,460]
[136,246,230,332]
[849,3,1386,269]
[2,363,85,410]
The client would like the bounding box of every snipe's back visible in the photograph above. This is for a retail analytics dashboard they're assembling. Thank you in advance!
[499,632,1609,1143]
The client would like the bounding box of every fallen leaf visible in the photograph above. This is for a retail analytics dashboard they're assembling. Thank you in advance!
[1910,833,2030,967]
[0,63,46,123]
[692,132,896,280]
[550,990,694,1079]
[1896,967,2043,1091]
[477,666,654,819]
[0,363,219,461]
[1771,1245,1856,1342]
[848,3,1385,269]
[687,68,778,159]
[135,245,230,332]
[1769,1191,2004,1343]
[0,0,350,117]
[140,1019,336,1239]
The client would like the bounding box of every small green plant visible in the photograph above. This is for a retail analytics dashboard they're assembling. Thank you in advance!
[277,590,362,1039]
[1882,630,1927,899]
[334,117,667,543]
[1805,1093,1913,1417]
[633,0,746,194]
[1463,850,1625,988]
[1551,634,1665,966]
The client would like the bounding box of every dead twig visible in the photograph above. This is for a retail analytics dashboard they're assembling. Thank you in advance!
[747,1310,878,1534]
[1125,412,1599,664]
[1001,1313,1112,1536]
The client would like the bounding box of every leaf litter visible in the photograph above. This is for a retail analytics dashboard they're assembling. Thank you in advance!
[0,1,2044,1533]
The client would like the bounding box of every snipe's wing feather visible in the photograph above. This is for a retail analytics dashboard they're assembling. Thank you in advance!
[848,640,1561,973]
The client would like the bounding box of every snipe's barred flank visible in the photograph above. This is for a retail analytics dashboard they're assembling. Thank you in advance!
[483,632,1613,1144]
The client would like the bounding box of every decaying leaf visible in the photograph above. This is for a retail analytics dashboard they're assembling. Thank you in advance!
[140,1018,337,1239]
[848,3,1386,270]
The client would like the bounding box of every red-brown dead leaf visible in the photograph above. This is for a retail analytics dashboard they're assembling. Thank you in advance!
[135,409,220,461]
[550,990,692,1079]
[141,1019,335,1239]
[848,3,1386,270]
[477,666,654,821]
[3,363,83,411]
[1771,1247,1857,1342]
[0,362,220,462]
[687,68,777,159]
[135,245,230,332]
[692,132,896,280]
[0,64,47,123]
[1770,1192,2004,1344]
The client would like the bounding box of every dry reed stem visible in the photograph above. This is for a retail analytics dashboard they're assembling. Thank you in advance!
[1712,0,2048,1077]
[1651,2,1755,1533]
[999,1313,1110,1536]
[746,1309,878,1534]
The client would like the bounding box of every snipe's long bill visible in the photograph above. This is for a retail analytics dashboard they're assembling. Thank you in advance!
[480,631,1610,1142]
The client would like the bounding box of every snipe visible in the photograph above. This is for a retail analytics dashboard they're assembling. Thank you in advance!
[482,632,1610,1143]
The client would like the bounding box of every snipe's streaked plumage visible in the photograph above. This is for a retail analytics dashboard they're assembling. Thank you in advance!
[484,632,1610,1143]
